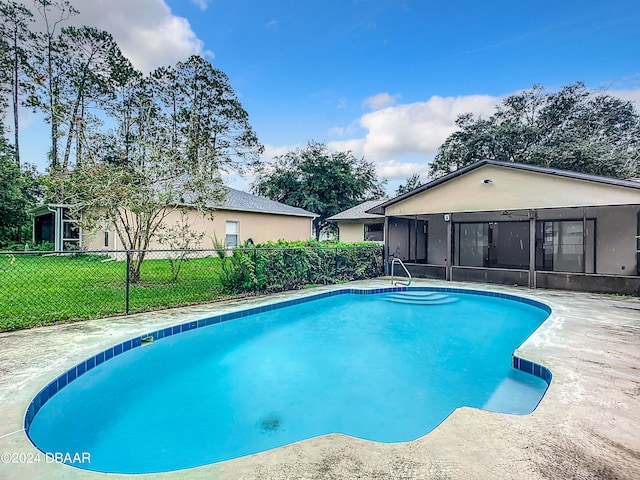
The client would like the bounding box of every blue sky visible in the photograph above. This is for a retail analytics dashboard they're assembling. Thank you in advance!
[15,0,640,193]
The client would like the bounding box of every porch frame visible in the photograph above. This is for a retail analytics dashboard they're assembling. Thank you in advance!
[385,204,640,295]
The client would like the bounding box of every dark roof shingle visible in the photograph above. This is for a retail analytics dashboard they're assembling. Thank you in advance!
[220,188,316,217]
[326,199,386,221]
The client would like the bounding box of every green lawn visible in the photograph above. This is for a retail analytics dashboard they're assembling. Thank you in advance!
[0,253,227,331]
[0,245,383,332]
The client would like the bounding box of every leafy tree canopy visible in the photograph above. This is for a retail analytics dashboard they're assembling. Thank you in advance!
[253,141,387,240]
[430,82,640,179]
[0,129,41,246]
[48,55,263,280]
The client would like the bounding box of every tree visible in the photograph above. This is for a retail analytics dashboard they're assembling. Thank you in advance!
[156,210,205,282]
[56,26,134,170]
[0,136,22,244]
[253,141,387,240]
[395,173,423,196]
[27,0,78,169]
[0,127,41,246]
[48,56,263,281]
[430,82,640,179]
[0,0,35,168]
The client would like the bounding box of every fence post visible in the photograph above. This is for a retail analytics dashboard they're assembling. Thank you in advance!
[125,251,131,315]
[253,248,258,292]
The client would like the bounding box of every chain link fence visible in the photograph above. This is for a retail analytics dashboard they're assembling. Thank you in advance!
[0,245,383,332]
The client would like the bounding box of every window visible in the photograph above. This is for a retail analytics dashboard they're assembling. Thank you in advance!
[225,221,239,247]
[364,223,384,242]
[104,218,109,247]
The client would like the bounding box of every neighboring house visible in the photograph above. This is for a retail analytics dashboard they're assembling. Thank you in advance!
[367,159,640,294]
[326,199,387,242]
[31,188,317,252]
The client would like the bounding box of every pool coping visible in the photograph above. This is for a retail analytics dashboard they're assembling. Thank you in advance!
[23,286,553,440]
[24,286,552,436]
[0,280,640,478]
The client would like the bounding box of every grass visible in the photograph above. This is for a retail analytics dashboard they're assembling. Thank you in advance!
[0,253,227,332]
[0,245,383,332]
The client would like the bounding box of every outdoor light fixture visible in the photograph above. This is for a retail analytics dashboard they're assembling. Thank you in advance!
[483,179,493,184]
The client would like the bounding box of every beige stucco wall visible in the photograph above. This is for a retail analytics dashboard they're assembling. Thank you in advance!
[386,165,640,216]
[81,208,313,250]
[337,222,364,243]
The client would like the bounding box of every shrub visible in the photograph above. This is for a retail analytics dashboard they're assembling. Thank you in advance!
[219,240,383,294]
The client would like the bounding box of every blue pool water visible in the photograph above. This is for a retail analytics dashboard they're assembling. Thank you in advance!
[27,289,551,473]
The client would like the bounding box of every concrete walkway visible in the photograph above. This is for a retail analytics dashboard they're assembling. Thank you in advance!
[1,279,639,480]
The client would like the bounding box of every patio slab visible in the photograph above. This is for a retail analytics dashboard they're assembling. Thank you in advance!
[1,279,639,480]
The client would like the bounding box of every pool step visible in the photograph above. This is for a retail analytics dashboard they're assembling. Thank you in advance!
[385,292,459,305]
[388,291,446,299]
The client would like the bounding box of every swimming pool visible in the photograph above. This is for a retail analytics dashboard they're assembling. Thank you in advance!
[25,287,552,474]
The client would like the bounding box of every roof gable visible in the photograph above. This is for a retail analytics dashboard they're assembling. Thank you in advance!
[371,160,640,216]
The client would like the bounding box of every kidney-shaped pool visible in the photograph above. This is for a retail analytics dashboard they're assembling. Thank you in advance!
[26,287,552,473]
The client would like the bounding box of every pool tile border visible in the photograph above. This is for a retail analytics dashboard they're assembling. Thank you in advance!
[24,286,553,434]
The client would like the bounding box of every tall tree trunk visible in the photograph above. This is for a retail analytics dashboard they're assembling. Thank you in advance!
[11,24,21,242]
[48,46,58,169]
[12,25,19,167]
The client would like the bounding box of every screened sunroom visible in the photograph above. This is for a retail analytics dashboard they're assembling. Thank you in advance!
[370,160,640,294]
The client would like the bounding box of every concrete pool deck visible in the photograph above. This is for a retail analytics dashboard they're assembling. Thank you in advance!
[1,278,639,480]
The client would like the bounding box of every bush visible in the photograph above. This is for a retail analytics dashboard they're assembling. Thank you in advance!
[219,240,383,294]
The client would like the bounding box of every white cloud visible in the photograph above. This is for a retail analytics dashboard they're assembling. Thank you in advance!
[376,160,429,181]
[362,92,401,110]
[609,89,640,107]
[337,94,499,163]
[327,138,367,158]
[31,0,214,74]
[260,143,299,162]
[191,0,209,11]
[266,19,278,29]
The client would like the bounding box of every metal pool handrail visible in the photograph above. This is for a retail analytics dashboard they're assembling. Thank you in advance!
[391,258,412,286]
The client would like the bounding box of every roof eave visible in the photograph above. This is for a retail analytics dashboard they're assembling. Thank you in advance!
[218,206,316,218]
[367,159,640,214]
